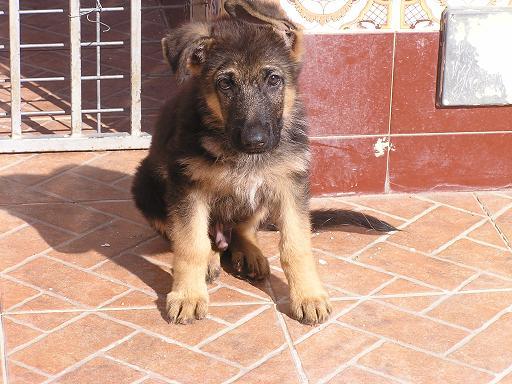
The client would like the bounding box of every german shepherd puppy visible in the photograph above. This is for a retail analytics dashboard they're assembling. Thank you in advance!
[132,0,395,325]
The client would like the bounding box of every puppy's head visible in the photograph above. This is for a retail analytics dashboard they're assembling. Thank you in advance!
[161,0,303,155]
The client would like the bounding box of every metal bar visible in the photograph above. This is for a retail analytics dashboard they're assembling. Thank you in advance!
[11,108,125,117]
[19,9,64,14]
[80,41,124,47]
[80,7,124,12]
[96,9,102,133]
[16,7,124,14]
[9,0,21,139]
[130,0,142,137]
[81,108,125,113]
[19,41,123,49]
[69,0,82,136]
[0,75,124,83]
[20,43,65,48]
[0,133,152,153]
[82,75,124,80]
[20,110,66,116]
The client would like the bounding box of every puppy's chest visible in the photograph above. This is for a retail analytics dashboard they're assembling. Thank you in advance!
[209,174,266,222]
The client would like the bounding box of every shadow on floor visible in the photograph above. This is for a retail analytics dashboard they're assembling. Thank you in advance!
[1,164,392,322]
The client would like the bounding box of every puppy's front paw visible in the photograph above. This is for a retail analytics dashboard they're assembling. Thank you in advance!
[290,291,332,325]
[166,290,208,324]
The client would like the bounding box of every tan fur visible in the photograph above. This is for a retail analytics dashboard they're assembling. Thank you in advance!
[166,192,211,323]
[276,187,332,324]
[205,92,224,124]
[207,250,221,283]
[150,218,169,239]
[283,85,297,121]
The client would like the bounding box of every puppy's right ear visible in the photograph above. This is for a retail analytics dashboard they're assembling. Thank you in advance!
[161,22,212,83]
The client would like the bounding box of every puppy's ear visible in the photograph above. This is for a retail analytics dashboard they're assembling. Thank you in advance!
[161,22,212,83]
[223,0,303,62]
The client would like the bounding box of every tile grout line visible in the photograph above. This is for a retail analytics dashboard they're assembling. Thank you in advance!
[0,222,31,241]
[264,278,309,384]
[442,304,512,358]
[194,305,270,349]
[338,199,410,221]
[293,277,398,347]
[413,194,488,218]
[0,273,90,312]
[419,272,482,315]
[317,339,386,384]
[129,375,153,384]
[0,154,39,172]
[314,247,449,293]
[3,314,48,334]
[488,362,512,384]
[221,344,289,384]
[7,286,512,317]
[308,130,512,141]
[7,359,51,380]
[1,218,117,275]
[354,363,412,384]
[384,239,512,283]
[430,201,512,257]
[27,152,111,190]
[3,292,43,314]
[94,311,244,370]
[40,330,140,384]
[372,298,472,333]
[334,320,497,376]
[7,312,89,357]
[216,281,273,302]
[9,212,81,237]
[0,312,9,384]
[102,355,179,384]
[350,203,441,261]
[66,170,133,194]
[462,235,510,253]
[473,193,512,253]
[384,31,397,194]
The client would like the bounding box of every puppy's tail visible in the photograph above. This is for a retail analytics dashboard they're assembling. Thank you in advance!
[310,209,398,232]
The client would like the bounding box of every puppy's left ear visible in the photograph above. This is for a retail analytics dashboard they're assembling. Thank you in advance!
[161,22,213,83]
[223,0,303,62]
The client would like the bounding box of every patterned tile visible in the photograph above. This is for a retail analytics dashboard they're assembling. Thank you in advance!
[359,342,493,383]
[2,149,512,383]
[107,333,239,384]
[339,301,468,353]
[9,314,133,375]
[295,324,378,382]
[201,308,285,367]
[449,312,512,372]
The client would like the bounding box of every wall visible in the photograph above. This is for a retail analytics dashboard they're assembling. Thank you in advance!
[280,0,512,195]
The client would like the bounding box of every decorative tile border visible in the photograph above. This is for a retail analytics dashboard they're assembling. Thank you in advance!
[280,0,512,33]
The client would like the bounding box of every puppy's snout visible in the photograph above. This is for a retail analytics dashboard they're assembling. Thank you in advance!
[240,126,269,153]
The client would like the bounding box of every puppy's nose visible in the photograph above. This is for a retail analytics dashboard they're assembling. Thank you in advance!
[241,130,267,151]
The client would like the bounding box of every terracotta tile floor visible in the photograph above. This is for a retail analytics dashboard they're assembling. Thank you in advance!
[1,151,512,384]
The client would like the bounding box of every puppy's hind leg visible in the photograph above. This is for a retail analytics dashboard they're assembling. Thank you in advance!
[131,158,169,238]
[230,210,270,281]
[206,250,221,284]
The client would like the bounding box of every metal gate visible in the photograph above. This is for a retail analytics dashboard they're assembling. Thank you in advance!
[0,0,218,153]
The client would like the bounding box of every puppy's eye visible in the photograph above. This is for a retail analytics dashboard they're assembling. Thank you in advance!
[217,78,233,91]
[268,74,282,86]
